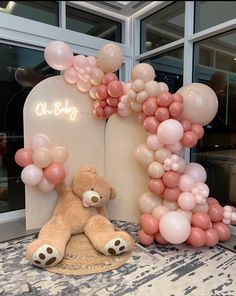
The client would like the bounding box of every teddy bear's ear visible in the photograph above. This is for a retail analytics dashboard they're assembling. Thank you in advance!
[110,187,116,199]
[79,165,97,175]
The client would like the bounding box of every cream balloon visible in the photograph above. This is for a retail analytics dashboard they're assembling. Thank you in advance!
[131,63,155,83]
[177,83,218,126]
[134,144,154,167]
[32,148,53,168]
[177,209,192,222]
[138,191,163,214]
[51,146,68,164]
[152,205,169,220]
[163,199,179,211]
[148,161,165,178]
[155,148,172,164]
[145,80,161,97]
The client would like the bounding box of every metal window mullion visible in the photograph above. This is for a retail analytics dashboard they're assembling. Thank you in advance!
[58,1,66,29]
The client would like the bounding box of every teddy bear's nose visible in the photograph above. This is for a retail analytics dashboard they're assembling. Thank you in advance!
[91,196,99,203]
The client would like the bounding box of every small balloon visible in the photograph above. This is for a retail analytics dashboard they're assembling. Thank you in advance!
[97,43,123,73]
[187,227,206,247]
[44,163,66,184]
[37,177,55,192]
[15,148,33,168]
[138,191,163,214]
[212,222,231,241]
[205,228,219,246]
[131,63,155,83]
[140,214,159,235]
[134,144,154,167]
[138,229,154,246]
[63,67,78,84]
[32,148,53,168]
[21,164,43,186]
[152,205,169,220]
[191,212,211,230]
[148,178,165,195]
[51,146,68,164]
[31,134,52,150]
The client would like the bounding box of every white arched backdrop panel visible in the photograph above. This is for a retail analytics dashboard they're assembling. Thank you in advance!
[24,76,106,230]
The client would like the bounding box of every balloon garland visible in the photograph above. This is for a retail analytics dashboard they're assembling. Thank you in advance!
[15,40,236,247]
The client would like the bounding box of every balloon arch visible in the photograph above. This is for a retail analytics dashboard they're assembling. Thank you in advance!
[15,41,236,247]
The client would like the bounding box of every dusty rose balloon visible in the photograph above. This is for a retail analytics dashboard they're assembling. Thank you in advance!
[145,80,161,97]
[155,148,172,164]
[32,148,53,168]
[179,174,195,191]
[178,192,196,211]
[205,229,219,246]
[138,191,163,214]
[51,147,68,164]
[31,134,52,150]
[107,81,124,97]
[93,106,105,119]
[187,227,206,247]
[148,178,165,195]
[208,203,224,222]
[177,83,218,126]
[192,212,211,230]
[169,101,183,118]
[157,92,173,107]
[97,43,123,73]
[96,85,108,100]
[37,177,55,192]
[63,67,78,84]
[181,120,192,131]
[177,209,192,222]
[21,164,43,186]
[163,187,181,202]
[155,232,169,245]
[140,214,159,235]
[173,92,183,103]
[138,229,154,246]
[162,199,178,211]
[15,148,33,168]
[184,163,207,183]
[152,205,169,220]
[107,97,119,107]
[102,72,118,85]
[207,197,219,205]
[159,82,169,93]
[132,79,145,92]
[134,144,154,167]
[162,171,180,188]
[143,116,159,134]
[157,119,184,145]
[159,211,191,244]
[131,63,155,83]
[212,222,231,241]
[138,112,146,124]
[155,107,169,122]
[191,124,204,139]
[90,68,104,85]
[44,163,66,184]
[143,97,158,116]
[180,131,198,148]
[104,106,115,118]
[148,161,165,179]
[44,41,73,70]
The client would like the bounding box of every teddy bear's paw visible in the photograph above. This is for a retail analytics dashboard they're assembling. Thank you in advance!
[102,237,129,256]
[30,244,62,267]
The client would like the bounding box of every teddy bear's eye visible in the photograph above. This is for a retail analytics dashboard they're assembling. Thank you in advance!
[91,188,94,191]
[100,196,103,199]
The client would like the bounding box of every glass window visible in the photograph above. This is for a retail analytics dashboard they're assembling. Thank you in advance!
[195,1,236,33]
[140,2,185,53]
[66,6,122,43]
[142,48,184,93]
[0,43,57,214]
[0,1,59,26]
[192,30,236,207]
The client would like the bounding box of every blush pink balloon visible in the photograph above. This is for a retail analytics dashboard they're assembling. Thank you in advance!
[138,112,147,124]
[207,197,219,205]
[32,148,53,168]
[192,212,211,230]
[31,134,52,150]
[102,73,118,85]
[143,97,158,116]
[37,177,55,192]
[143,116,159,134]
[97,43,123,73]
[179,174,195,191]
[104,106,115,118]
[107,97,119,107]
[138,229,154,246]
[157,92,173,107]
[77,80,91,92]
[148,161,165,179]
[44,41,73,70]
[155,107,169,121]
[169,101,183,118]
[117,103,131,117]
[212,222,231,241]
[90,68,104,85]
[146,134,164,151]
[145,80,160,97]
[73,55,88,70]
[96,85,108,100]
[162,171,180,188]
[107,81,124,97]
[157,119,184,145]
[134,144,154,167]
[63,67,78,84]
[184,163,207,183]
[208,203,224,222]
[159,82,169,93]
[155,232,168,245]
[21,164,43,186]
[178,192,196,211]
[93,106,105,119]
[44,163,66,184]
[148,178,165,195]
[180,131,198,148]
[15,148,33,167]
[187,227,206,247]
[159,211,191,244]
[166,142,183,153]
[163,187,181,202]
[140,214,159,235]
[205,229,219,246]
[131,63,155,83]
[138,191,163,214]
[87,56,97,68]
[51,147,68,164]
[191,124,204,139]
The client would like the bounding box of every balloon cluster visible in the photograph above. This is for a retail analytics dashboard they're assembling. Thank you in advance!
[15,134,68,192]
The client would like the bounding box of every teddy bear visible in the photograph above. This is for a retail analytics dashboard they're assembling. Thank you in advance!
[26,165,134,268]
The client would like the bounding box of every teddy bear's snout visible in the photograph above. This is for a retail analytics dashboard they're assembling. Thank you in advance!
[82,190,101,208]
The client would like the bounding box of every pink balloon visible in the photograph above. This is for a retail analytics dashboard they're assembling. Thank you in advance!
[192,212,211,230]
[93,106,105,119]
[117,103,131,117]
[146,134,163,151]
[179,174,195,191]
[131,63,155,83]
[31,134,52,150]
[145,80,160,97]
[73,55,88,70]
[148,161,165,179]
[97,43,123,73]
[63,67,78,84]
[178,192,196,211]
[140,214,159,235]
[148,178,165,195]
[143,116,159,134]
[191,124,204,139]
[208,203,224,222]
[169,101,183,118]
[94,99,107,108]
[181,120,192,131]
[102,72,118,85]
[37,177,55,192]
[21,164,43,186]
[155,232,168,245]
[155,107,169,121]
[157,92,173,107]
[87,56,97,68]
[107,81,124,98]
[162,171,180,188]
[90,68,104,85]
[32,148,53,168]
[138,229,154,246]
[133,79,145,92]
[96,85,108,100]
[205,229,219,246]
[44,163,66,184]
[212,222,231,241]
[77,80,91,92]
[184,163,207,183]
[157,119,184,145]
[138,191,163,214]
[187,227,206,247]
[51,146,68,164]
[15,148,33,168]
[207,197,219,205]
[163,187,181,202]
[159,211,191,244]
[166,142,183,153]
[134,144,154,167]
[180,131,198,148]
[104,106,115,118]
[138,112,147,124]
[107,97,119,107]
[173,92,183,103]
[44,41,73,71]
[143,97,158,116]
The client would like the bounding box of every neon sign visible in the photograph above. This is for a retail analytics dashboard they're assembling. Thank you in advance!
[35,100,78,121]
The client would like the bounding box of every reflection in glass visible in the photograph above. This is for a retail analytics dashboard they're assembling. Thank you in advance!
[195,1,236,33]
[192,30,236,207]
[0,44,57,214]
[142,48,184,93]
[140,2,185,53]
[0,1,59,26]
[66,6,122,43]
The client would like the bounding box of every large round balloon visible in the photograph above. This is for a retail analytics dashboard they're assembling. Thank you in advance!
[177,83,218,126]
[131,63,155,83]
